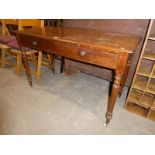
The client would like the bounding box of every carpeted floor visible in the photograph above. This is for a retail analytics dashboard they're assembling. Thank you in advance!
[0,60,155,134]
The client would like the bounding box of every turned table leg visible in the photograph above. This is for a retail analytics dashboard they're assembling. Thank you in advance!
[22,50,32,87]
[16,35,32,87]
[104,72,122,126]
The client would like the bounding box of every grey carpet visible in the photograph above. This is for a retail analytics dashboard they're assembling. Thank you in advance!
[0,60,155,134]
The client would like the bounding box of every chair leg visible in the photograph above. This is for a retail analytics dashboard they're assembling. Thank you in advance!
[47,54,52,68]
[30,54,37,65]
[32,54,38,65]
[47,53,55,73]
[36,51,42,80]
[1,48,6,67]
[16,53,22,75]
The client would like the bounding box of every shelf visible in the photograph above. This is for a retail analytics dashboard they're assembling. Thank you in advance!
[152,69,155,78]
[137,67,152,77]
[148,36,155,41]
[152,102,155,109]
[148,110,155,121]
[133,76,148,91]
[125,101,148,117]
[146,79,155,95]
[125,20,155,123]
[129,89,154,108]
[128,89,142,103]
[143,52,155,60]
[141,93,154,107]
[148,28,155,40]
[125,101,155,122]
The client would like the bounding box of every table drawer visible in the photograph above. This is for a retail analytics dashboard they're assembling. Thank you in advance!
[92,51,118,69]
[53,41,118,69]
[19,35,55,53]
[53,42,92,63]
[19,35,118,69]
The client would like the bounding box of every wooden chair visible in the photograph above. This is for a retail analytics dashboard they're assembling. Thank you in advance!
[8,19,44,79]
[0,19,19,67]
[1,19,55,80]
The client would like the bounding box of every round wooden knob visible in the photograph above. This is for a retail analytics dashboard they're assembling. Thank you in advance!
[79,50,86,56]
[32,41,38,45]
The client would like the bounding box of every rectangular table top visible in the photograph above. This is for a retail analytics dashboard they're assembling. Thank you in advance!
[15,26,140,54]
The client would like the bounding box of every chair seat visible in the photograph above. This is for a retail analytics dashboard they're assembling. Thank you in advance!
[0,43,10,49]
[7,37,31,51]
[0,35,15,44]
[10,49,38,55]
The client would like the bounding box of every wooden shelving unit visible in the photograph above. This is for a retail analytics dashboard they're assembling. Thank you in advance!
[125,19,155,122]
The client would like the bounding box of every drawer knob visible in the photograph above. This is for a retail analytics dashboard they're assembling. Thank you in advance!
[32,41,38,46]
[79,50,87,56]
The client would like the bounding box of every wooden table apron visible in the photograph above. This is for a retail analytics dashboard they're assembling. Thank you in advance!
[15,27,140,125]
